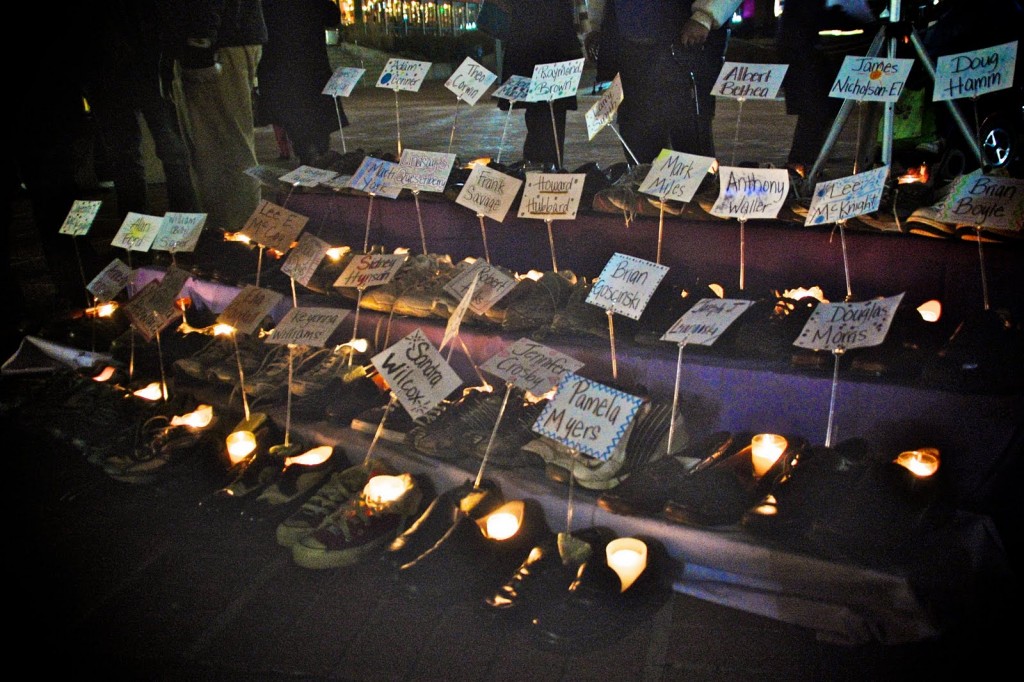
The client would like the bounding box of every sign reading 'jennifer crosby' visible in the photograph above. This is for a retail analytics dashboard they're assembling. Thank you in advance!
[480,338,584,397]
[586,253,669,321]
[661,297,754,346]
[794,293,905,351]
[371,328,462,420]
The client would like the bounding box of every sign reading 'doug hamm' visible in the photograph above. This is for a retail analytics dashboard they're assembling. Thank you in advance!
[59,199,102,237]
[445,57,497,105]
[804,166,889,226]
[152,212,207,253]
[586,252,668,321]
[455,164,523,222]
[333,252,408,290]
[710,166,790,220]
[281,232,331,287]
[266,306,348,348]
[661,297,755,346]
[240,200,308,253]
[639,149,716,203]
[217,285,285,336]
[933,40,1017,102]
[371,328,462,420]
[480,338,584,397]
[794,293,905,352]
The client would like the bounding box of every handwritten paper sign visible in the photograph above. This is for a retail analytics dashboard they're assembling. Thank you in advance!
[517,173,586,220]
[480,338,584,396]
[240,199,309,253]
[443,260,518,315]
[217,284,285,336]
[794,293,905,351]
[278,165,339,188]
[712,62,788,100]
[371,327,462,420]
[266,306,348,348]
[281,232,331,286]
[333,253,408,290]
[87,258,133,303]
[445,57,497,105]
[638,150,716,202]
[709,166,790,220]
[323,65,366,97]
[349,156,402,198]
[933,41,1017,101]
[455,164,523,222]
[492,75,532,102]
[532,373,643,461]
[586,253,669,321]
[152,212,207,253]
[59,200,102,236]
[111,212,162,252]
[122,267,191,342]
[394,149,457,193]
[440,271,478,351]
[804,166,889,226]
[830,55,914,102]
[526,58,585,102]
[935,169,1024,229]
[376,58,432,92]
[661,297,754,345]
[585,73,624,140]
[246,165,288,187]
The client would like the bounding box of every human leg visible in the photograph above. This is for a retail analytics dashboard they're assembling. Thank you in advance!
[523,103,566,168]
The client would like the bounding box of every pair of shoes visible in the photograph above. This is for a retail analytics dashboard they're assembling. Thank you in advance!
[354,253,454,313]
[393,257,477,319]
[463,391,549,468]
[406,386,500,461]
[241,343,317,400]
[350,396,445,444]
[103,405,224,484]
[243,445,349,522]
[499,270,576,333]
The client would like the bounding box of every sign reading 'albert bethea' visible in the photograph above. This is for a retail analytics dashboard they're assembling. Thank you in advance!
[712,62,788,100]
[371,328,462,420]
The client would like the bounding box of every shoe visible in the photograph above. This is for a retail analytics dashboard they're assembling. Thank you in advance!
[173,335,234,382]
[392,257,473,319]
[290,346,351,397]
[205,333,270,386]
[462,390,548,468]
[500,270,576,333]
[350,398,443,444]
[201,414,284,508]
[904,204,957,239]
[355,253,453,313]
[242,343,315,400]
[408,387,501,461]
[243,445,349,522]
[103,406,224,484]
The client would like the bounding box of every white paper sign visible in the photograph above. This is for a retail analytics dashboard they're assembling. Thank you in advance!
[935,169,1024,229]
[443,260,517,316]
[709,166,790,220]
[454,164,523,222]
[829,55,915,102]
[445,57,497,105]
[217,285,285,336]
[517,172,586,220]
[376,58,432,92]
[480,338,584,397]
[526,58,585,102]
[240,199,309,253]
[394,149,456,193]
[281,232,330,286]
[661,297,755,345]
[440,271,478,351]
[585,73,624,140]
[492,75,532,102]
[246,165,288,187]
[59,200,102,236]
[152,212,207,253]
[638,149,716,202]
[87,258,133,303]
[111,211,162,252]
[804,166,889,226]
[122,266,191,342]
[333,253,408,290]
[532,373,643,461]
[933,41,1017,101]
[323,65,366,97]
[371,328,463,420]
[349,156,402,198]
[278,165,339,188]
[794,293,905,351]
[586,253,669,321]
[267,306,348,347]
[712,62,788,100]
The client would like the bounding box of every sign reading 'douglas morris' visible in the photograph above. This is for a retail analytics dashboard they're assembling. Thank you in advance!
[152,211,207,253]
[804,165,889,226]
[445,57,498,105]
[334,252,408,290]
[266,306,348,348]
[639,149,716,203]
[281,232,330,287]
[278,165,339,188]
[586,252,669,321]
[443,259,517,316]
[526,58,585,102]
[240,199,309,254]
[518,173,586,220]
[830,55,914,102]
[710,166,790,220]
[934,169,1024,230]
[794,292,905,351]
[371,327,463,420]
[455,164,523,222]
[532,373,644,461]
[87,258,133,303]
[349,156,402,198]
[585,73,624,140]
[322,65,366,97]
[933,40,1017,102]
[122,266,191,342]
[394,149,457,193]
[661,297,755,345]
[481,338,584,397]
[376,58,432,92]
[111,212,162,252]
[59,199,102,237]
[217,285,285,336]
[711,62,788,100]
[492,75,532,102]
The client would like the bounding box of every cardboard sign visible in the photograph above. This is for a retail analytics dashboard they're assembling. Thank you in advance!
[333,253,408,290]
[281,232,330,286]
[829,55,914,102]
[532,373,643,461]
[371,328,462,420]
[480,338,584,397]
[492,74,532,102]
[217,284,285,336]
[712,62,788,100]
[87,258,133,303]
[110,212,162,252]
[661,297,754,345]
[517,173,586,220]
[59,200,102,236]
[266,306,348,347]
[584,73,624,140]
[240,199,309,253]
[586,253,669,321]
[709,166,790,220]
[376,58,432,92]
[445,57,497,105]
[349,156,402,197]
[935,169,1024,229]
[278,165,339,188]
[443,260,517,316]
[794,293,905,351]
[454,164,523,222]
[122,267,191,342]
[933,41,1017,101]
[323,65,366,97]
[525,58,585,102]
[804,166,889,226]
[440,272,478,351]
[393,149,457,193]
[638,150,716,202]
[152,212,207,253]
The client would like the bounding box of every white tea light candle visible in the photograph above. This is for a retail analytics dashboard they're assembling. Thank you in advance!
[751,433,788,477]
[606,537,648,592]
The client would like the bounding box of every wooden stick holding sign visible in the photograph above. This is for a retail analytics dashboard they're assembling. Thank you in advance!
[711,62,788,166]
[348,156,402,252]
[517,172,586,273]
[526,58,585,170]
[322,65,366,154]
[638,150,716,264]
[394,150,457,255]
[375,58,432,158]
[491,75,531,164]
[444,57,498,154]
[59,200,104,308]
[455,164,523,264]
[238,199,308,288]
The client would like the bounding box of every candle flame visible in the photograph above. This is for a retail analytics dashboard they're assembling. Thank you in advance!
[171,404,214,428]
[133,381,166,401]
[917,299,942,322]
[284,445,333,468]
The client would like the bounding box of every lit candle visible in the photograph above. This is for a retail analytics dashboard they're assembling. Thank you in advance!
[284,445,333,468]
[132,381,166,401]
[751,433,788,477]
[480,501,524,541]
[171,404,214,429]
[606,538,648,592]
[895,449,940,478]
[363,474,408,506]
[225,430,257,464]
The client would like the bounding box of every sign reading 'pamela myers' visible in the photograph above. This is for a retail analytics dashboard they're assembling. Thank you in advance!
[804,166,889,226]
[281,232,331,287]
[152,211,207,253]
[933,40,1017,102]
[586,253,668,320]
[371,327,462,420]
[217,285,285,336]
[240,199,309,253]
[935,169,1024,229]
[518,173,586,220]
[830,55,914,102]
[333,252,408,290]
[712,62,788,100]
[532,373,644,461]
[393,149,457,193]
[278,165,339,188]
[455,164,523,222]
[87,258,133,303]
[526,58,585,102]
[111,212,162,252]
[59,199,102,236]
[639,149,716,202]
[794,293,905,351]
[710,166,790,220]
[492,74,531,102]
[445,57,497,105]
[661,297,755,346]
[481,338,584,397]
[322,65,366,97]
[585,73,624,140]
[266,306,348,348]
[443,260,517,316]
[376,58,432,92]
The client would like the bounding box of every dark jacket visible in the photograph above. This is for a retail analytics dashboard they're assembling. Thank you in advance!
[498,0,582,111]
[157,0,268,61]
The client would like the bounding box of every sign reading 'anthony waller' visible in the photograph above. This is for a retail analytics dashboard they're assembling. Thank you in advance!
[933,41,1017,102]
[830,55,914,102]
[936,169,1024,230]
[455,164,523,222]
[323,65,366,97]
[376,58,432,92]
[371,328,462,420]
[152,212,207,253]
[267,306,348,348]
[712,62,788,100]
[661,297,755,346]
[794,293,905,351]
[481,338,584,397]
[217,285,285,336]
[804,166,889,226]
[445,57,497,105]
[111,212,162,252]
[282,232,331,287]
[710,166,790,220]
[87,258,133,303]
[526,58,584,102]
[533,373,643,461]
[334,253,408,290]
[586,253,668,321]
[240,200,309,253]
[394,149,457,193]
[518,173,586,220]
[443,260,517,316]
[585,73,624,140]
[59,199,102,237]
[279,165,339,188]
[639,149,716,202]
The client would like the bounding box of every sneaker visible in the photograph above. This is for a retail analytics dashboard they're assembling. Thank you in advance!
[905,204,957,239]
[289,346,350,397]
[292,472,423,569]
[538,277,615,342]
[392,258,470,319]
[357,253,453,313]
[205,333,269,386]
[242,343,316,400]
[173,335,234,382]
[408,387,499,461]
[463,392,549,468]
[500,270,576,333]
[243,445,348,522]
[104,408,224,484]
[350,400,442,443]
